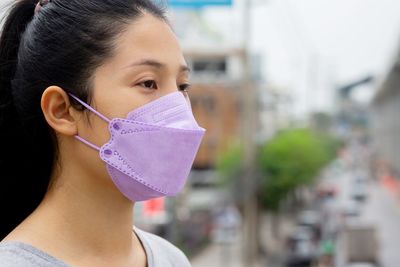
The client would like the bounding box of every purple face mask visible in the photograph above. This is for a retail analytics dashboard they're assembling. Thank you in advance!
[69,92,205,202]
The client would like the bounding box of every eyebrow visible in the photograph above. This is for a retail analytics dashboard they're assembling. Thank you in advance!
[123,59,191,73]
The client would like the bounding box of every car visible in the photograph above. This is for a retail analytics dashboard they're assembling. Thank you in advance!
[342,200,361,217]
[285,226,318,267]
[343,223,379,265]
[350,183,368,202]
[316,183,337,199]
[297,210,322,241]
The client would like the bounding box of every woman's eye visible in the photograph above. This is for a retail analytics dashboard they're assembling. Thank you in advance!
[138,80,158,90]
[179,83,191,92]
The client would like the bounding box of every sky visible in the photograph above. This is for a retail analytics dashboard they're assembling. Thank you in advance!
[251,0,400,111]
[172,0,400,115]
[250,0,400,83]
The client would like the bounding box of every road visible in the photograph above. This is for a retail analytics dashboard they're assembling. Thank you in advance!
[191,155,400,267]
[333,162,400,267]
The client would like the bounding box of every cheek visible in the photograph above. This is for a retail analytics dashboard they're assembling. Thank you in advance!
[94,88,149,119]
[79,112,112,147]
[74,115,115,185]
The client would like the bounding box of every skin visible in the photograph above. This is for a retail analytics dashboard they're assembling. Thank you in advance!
[3,13,190,267]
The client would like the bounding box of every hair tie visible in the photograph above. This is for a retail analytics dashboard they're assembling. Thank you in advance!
[35,0,51,14]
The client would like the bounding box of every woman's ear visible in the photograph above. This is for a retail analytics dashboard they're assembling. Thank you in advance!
[41,86,79,136]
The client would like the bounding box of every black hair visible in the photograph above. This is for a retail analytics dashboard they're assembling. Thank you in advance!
[0,0,166,239]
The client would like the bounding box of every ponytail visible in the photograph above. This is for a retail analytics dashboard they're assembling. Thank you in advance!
[0,1,36,107]
[0,0,42,239]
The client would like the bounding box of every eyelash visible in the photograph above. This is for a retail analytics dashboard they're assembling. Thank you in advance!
[179,83,191,92]
[139,80,158,90]
[137,80,191,92]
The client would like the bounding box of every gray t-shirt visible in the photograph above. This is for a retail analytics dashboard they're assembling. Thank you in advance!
[0,228,191,267]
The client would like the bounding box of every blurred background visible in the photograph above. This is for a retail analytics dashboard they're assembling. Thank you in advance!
[132,0,400,266]
[1,0,395,266]
[0,0,398,266]
[133,1,400,266]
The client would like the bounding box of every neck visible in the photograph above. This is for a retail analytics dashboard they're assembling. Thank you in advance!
[41,176,135,255]
[7,159,140,263]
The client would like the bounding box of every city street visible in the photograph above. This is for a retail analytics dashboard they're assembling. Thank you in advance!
[191,155,400,267]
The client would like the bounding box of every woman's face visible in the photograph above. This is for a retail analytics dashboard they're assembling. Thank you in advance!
[73,13,190,188]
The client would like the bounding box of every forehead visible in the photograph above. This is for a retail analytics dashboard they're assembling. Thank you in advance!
[109,13,185,69]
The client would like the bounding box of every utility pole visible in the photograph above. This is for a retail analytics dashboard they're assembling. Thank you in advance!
[240,0,259,266]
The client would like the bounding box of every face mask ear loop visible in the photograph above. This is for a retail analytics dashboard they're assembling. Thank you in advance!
[68,93,110,151]
[74,136,101,151]
[68,93,111,123]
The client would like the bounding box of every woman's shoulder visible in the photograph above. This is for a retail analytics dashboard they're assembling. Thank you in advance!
[134,227,191,267]
[0,242,69,267]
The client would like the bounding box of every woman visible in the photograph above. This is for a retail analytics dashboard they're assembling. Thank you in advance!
[0,0,205,266]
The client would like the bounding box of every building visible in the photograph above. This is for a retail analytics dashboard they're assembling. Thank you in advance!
[370,47,400,176]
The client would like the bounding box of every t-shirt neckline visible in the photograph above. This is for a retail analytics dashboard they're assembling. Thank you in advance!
[1,227,152,267]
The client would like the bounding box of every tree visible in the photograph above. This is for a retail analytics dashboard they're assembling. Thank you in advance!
[258,128,338,211]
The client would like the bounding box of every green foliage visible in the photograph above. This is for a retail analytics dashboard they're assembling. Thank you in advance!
[258,128,339,211]
[214,128,340,211]
[216,144,242,186]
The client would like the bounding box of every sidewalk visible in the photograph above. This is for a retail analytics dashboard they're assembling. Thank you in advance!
[191,212,296,267]
[191,235,265,267]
